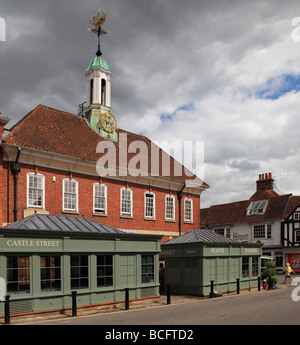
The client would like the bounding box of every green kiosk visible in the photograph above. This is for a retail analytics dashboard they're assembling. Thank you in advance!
[160,229,263,296]
[0,214,161,317]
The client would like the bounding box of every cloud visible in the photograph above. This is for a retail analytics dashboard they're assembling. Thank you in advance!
[1,0,300,208]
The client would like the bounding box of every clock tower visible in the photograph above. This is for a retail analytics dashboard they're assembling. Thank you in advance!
[84,10,117,142]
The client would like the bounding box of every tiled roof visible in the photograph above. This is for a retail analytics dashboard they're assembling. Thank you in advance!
[201,194,297,227]
[2,213,125,234]
[162,229,240,244]
[3,104,208,187]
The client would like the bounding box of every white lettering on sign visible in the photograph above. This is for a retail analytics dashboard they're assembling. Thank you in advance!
[245,248,258,253]
[210,248,225,254]
[161,249,175,256]
[6,240,60,247]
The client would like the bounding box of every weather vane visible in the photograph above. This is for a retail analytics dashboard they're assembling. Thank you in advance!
[88,9,111,57]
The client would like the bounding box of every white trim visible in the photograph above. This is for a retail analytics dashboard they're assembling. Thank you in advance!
[93,183,107,215]
[2,145,207,195]
[27,172,45,208]
[184,197,193,222]
[120,187,133,217]
[63,178,79,212]
[144,191,156,219]
[165,195,175,221]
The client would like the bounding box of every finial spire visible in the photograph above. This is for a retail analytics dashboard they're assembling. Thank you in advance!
[88,9,110,57]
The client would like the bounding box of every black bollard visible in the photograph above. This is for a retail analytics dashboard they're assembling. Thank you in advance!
[236,279,240,294]
[4,295,10,324]
[258,277,261,291]
[167,285,171,305]
[125,288,130,310]
[210,281,214,298]
[71,291,77,317]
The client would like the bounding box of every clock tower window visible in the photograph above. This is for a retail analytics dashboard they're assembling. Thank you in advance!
[90,79,94,105]
[101,79,106,106]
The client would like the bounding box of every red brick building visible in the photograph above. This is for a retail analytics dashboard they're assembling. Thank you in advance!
[0,42,208,241]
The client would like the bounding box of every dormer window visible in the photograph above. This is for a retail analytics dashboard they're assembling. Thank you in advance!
[246,200,268,216]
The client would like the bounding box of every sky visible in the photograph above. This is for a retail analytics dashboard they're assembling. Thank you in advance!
[1,0,300,208]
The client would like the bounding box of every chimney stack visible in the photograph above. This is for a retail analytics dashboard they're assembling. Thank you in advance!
[256,172,274,192]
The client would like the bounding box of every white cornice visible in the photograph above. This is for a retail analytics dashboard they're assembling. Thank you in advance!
[2,143,207,195]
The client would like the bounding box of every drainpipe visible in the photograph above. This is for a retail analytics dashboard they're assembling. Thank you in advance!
[10,147,21,222]
[177,182,186,236]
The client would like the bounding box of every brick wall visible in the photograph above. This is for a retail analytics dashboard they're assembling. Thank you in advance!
[1,162,201,238]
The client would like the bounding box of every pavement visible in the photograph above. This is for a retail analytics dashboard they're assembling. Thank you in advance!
[1,274,291,325]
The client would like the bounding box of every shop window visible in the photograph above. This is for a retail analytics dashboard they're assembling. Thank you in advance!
[165,195,175,221]
[7,256,30,294]
[63,178,78,212]
[70,255,89,289]
[27,173,45,208]
[275,252,283,268]
[121,187,133,216]
[97,255,113,287]
[252,257,259,277]
[94,183,107,214]
[141,255,154,283]
[242,257,249,278]
[40,256,61,292]
[145,192,155,219]
[184,198,193,222]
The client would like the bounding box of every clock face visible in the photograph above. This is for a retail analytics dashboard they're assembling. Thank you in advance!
[99,112,117,133]
[88,108,117,142]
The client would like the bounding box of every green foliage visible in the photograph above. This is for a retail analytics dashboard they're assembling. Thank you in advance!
[261,260,277,280]
[269,277,278,284]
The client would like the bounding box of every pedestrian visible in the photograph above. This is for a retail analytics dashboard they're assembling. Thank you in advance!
[284,263,295,283]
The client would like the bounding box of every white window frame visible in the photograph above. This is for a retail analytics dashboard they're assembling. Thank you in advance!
[165,195,175,221]
[27,173,45,208]
[184,198,193,222]
[121,187,133,217]
[294,212,300,220]
[253,224,272,239]
[145,192,155,219]
[93,183,107,215]
[246,200,268,215]
[63,178,78,212]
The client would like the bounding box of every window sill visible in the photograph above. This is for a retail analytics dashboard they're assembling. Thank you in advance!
[62,210,79,215]
[184,220,193,224]
[165,219,176,223]
[93,213,108,217]
[120,215,134,219]
[144,217,156,221]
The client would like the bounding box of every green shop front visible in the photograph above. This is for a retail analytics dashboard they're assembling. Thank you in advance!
[160,229,263,296]
[0,214,161,317]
